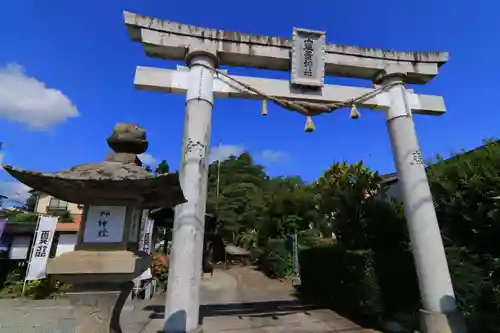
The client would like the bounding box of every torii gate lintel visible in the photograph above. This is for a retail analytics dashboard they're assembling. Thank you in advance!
[123,10,447,85]
[134,65,446,116]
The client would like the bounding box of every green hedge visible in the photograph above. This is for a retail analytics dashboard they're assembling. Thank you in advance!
[299,243,420,324]
[372,246,420,315]
[299,242,500,332]
[299,245,382,322]
[445,246,500,332]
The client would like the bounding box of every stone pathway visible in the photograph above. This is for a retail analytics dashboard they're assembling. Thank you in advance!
[0,267,380,332]
[144,266,380,333]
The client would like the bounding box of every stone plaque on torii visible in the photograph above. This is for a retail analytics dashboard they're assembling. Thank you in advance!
[124,12,465,333]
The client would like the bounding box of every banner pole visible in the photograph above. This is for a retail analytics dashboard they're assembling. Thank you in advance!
[22,214,41,296]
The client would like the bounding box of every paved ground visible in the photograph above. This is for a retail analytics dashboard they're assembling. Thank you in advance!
[144,266,380,333]
[0,267,379,332]
[0,295,161,333]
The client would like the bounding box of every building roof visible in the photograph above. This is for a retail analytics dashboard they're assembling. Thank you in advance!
[380,172,398,184]
[56,213,82,232]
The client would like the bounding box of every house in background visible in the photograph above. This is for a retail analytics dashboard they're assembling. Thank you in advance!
[2,193,83,262]
[34,193,83,257]
[380,140,500,202]
[380,172,402,201]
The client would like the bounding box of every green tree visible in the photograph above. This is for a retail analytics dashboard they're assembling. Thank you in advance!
[25,194,37,212]
[155,160,170,174]
[427,140,500,258]
[426,140,500,318]
[206,152,320,248]
[206,153,268,241]
[314,161,383,249]
[260,176,319,240]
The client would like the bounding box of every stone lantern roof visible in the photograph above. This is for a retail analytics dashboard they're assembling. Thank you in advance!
[3,123,186,208]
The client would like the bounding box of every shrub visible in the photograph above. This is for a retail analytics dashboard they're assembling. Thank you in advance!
[250,246,264,263]
[23,279,70,299]
[0,268,70,299]
[0,269,24,298]
[363,199,420,315]
[151,252,169,289]
[8,212,38,223]
[57,210,74,223]
[444,246,500,332]
[298,229,322,249]
[258,238,293,278]
[299,244,382,323]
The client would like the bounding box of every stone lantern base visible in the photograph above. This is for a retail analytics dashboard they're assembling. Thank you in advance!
[47,250,150,333]
[67,282,134,333]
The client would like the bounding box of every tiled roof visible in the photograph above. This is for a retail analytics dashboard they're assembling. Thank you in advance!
[56,213,82,232]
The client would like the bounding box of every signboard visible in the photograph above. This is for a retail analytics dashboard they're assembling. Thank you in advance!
[25,216,58,281]
[136,218,154,281]
[83,206,126,243]
[291,28,326,87]
[139,219,154,254]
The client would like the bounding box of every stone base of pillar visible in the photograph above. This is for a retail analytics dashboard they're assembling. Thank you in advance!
[419,309,467,333]
[167,326,203,333]
[159,326,203,333]
[66,281,134,333]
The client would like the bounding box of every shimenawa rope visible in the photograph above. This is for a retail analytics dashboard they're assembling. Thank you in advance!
[198,63,400,132]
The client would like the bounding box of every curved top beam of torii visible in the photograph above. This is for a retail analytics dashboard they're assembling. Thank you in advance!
[124,11,448,84]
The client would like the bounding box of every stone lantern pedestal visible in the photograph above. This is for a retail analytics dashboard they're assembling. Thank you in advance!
[48,250,150,333]
[3,123,186,333]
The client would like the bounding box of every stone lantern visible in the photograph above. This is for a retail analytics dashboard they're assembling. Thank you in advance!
[3,123,186,333]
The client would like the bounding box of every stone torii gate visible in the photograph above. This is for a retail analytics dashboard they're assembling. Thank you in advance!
[124,12,464,333]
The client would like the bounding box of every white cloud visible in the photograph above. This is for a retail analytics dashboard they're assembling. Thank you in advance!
[139,153,157,165]
[0,181,32,205]
[209,144,245,163]
[209,144,290,165]
[0,63,79,130]
[256,149,289,164]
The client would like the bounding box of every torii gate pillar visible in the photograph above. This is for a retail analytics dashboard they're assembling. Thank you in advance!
[164,46,218,333]
[377,68,466,332]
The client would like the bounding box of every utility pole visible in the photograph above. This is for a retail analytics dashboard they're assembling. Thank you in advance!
[216,141,221,197]
[292,232,299,280]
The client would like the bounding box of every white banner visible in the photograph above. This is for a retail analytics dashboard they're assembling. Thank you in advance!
[25,215,58,281]
[136,217,155,281]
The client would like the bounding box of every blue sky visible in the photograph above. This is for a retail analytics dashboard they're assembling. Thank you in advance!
[0,0,497,200]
